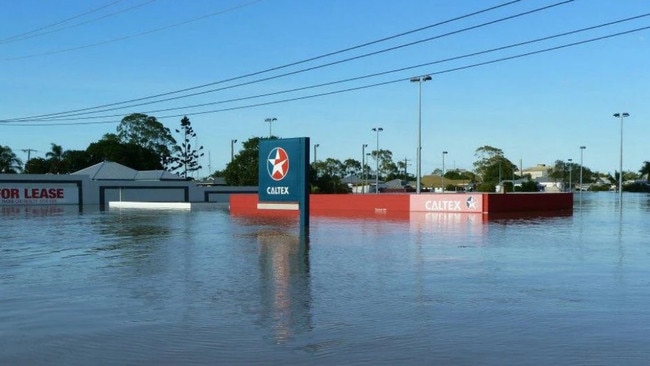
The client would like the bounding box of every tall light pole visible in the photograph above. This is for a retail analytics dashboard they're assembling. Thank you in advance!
[366,153,371,191]
[410,75,432,194]
[264,117,277,137]
[403,157,410,181]
[498,160,502,192]
[314,144,319,163]
[613,112,629,205]
[580,146,586,202]
[442,151,448,193]
[362,144,368,193]
[372,127,383,194]
[230,139,237,162]
[568,158,573,192]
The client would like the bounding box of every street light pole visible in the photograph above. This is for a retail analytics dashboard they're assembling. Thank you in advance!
[314,144,319,163]
[613,112,629,205]
[442,151,448,193]
[230,139,237,162]
[366,153,371,191]
[568,158,573,192]
[580,146,586,202]
[372,127,383,194]
[362,144,368,193]
[410,75,432,194]
[264,117,277,137]
[498,160,502,192]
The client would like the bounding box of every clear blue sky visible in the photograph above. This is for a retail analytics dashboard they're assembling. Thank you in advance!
[1,0,648,177]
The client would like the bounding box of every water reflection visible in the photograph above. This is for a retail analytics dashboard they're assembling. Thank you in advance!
[87,209,183,309]
[3,194,650,364]
[483,210,573,223]
[92,211,174,252]
[257,231,312,343]
[0,205,78,217]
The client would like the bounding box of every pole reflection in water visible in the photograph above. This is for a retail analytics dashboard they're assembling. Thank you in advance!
[257,231,312,343]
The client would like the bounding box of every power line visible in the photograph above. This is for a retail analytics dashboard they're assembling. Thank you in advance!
[0,0,126,44]
[5,10,647,124]
[0,0,157,45]
[6,24,649,127]
[2,0,525,121]
[2,0,265,61]
[4,0,570,122]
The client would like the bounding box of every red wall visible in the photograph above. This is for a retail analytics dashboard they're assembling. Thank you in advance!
[230,192,573,216]
[230,193,410,215]
[483,192,573,212]
[311,194,409,212]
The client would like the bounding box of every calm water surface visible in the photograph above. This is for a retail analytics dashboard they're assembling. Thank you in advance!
[1,193,649,365]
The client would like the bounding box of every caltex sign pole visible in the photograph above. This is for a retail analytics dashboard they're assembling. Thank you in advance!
[258,137,310,231]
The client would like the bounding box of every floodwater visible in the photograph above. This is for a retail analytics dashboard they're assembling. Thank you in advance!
[1,193,649,365]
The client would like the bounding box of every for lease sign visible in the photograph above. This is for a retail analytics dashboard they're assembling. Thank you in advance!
[0,185,78,205]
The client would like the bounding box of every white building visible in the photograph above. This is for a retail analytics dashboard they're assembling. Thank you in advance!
[0,161,255,209]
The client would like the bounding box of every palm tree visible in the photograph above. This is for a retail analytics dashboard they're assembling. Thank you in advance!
[0,145,23,173]
[45,143,64,174]
[639,161,650,181]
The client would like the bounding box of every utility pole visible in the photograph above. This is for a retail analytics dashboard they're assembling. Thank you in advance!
[403,157,411,181]
[208,151,212,176]
[22,148,38,162]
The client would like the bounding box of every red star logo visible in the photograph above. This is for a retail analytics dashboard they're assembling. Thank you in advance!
[267,147,290,181]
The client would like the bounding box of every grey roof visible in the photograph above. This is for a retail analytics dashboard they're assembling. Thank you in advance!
[341,174,363,184]
[135,170,184,181]
[72,161,184,181]
[385,178,406,188]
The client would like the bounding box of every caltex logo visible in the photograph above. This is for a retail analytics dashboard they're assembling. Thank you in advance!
[267,147,290,181]
[466,195,477,209]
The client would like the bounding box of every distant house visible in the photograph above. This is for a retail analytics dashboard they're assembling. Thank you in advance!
[343,174,386,193]
[381,179,413,192]
[72,161,185,181]
[535,177,563,192]
[519,164,551,179]
[421,175,470,192]
[341,174,364,185]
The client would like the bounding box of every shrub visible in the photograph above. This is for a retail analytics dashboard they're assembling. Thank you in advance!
[477,183,496,192]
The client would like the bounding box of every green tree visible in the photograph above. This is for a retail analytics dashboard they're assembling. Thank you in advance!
[314,158,344,178]
[573,165,595,188]
[551,160,599,190]
[62,150,92,173]
[640,161,650,181]
[24,157,49,174]
[0,145,22,173]
[45,143,64,174]
[622,170,639,181]
[518,179,541,192]
[169,116,204,179]
[445,169,475,181]
[224,137,268,185]
[370,149,395,180]
[477,182,496,192]
[210,169,225,178]
[309,164,349,193]
[86,134,163,170]
[473,145,516,184]
[342,158,361,176]
[117,113,178,169]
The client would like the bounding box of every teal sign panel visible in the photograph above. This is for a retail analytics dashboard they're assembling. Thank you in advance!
[258,137,310,203]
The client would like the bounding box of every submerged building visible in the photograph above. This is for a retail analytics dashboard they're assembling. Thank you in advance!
[0,161,255,209]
